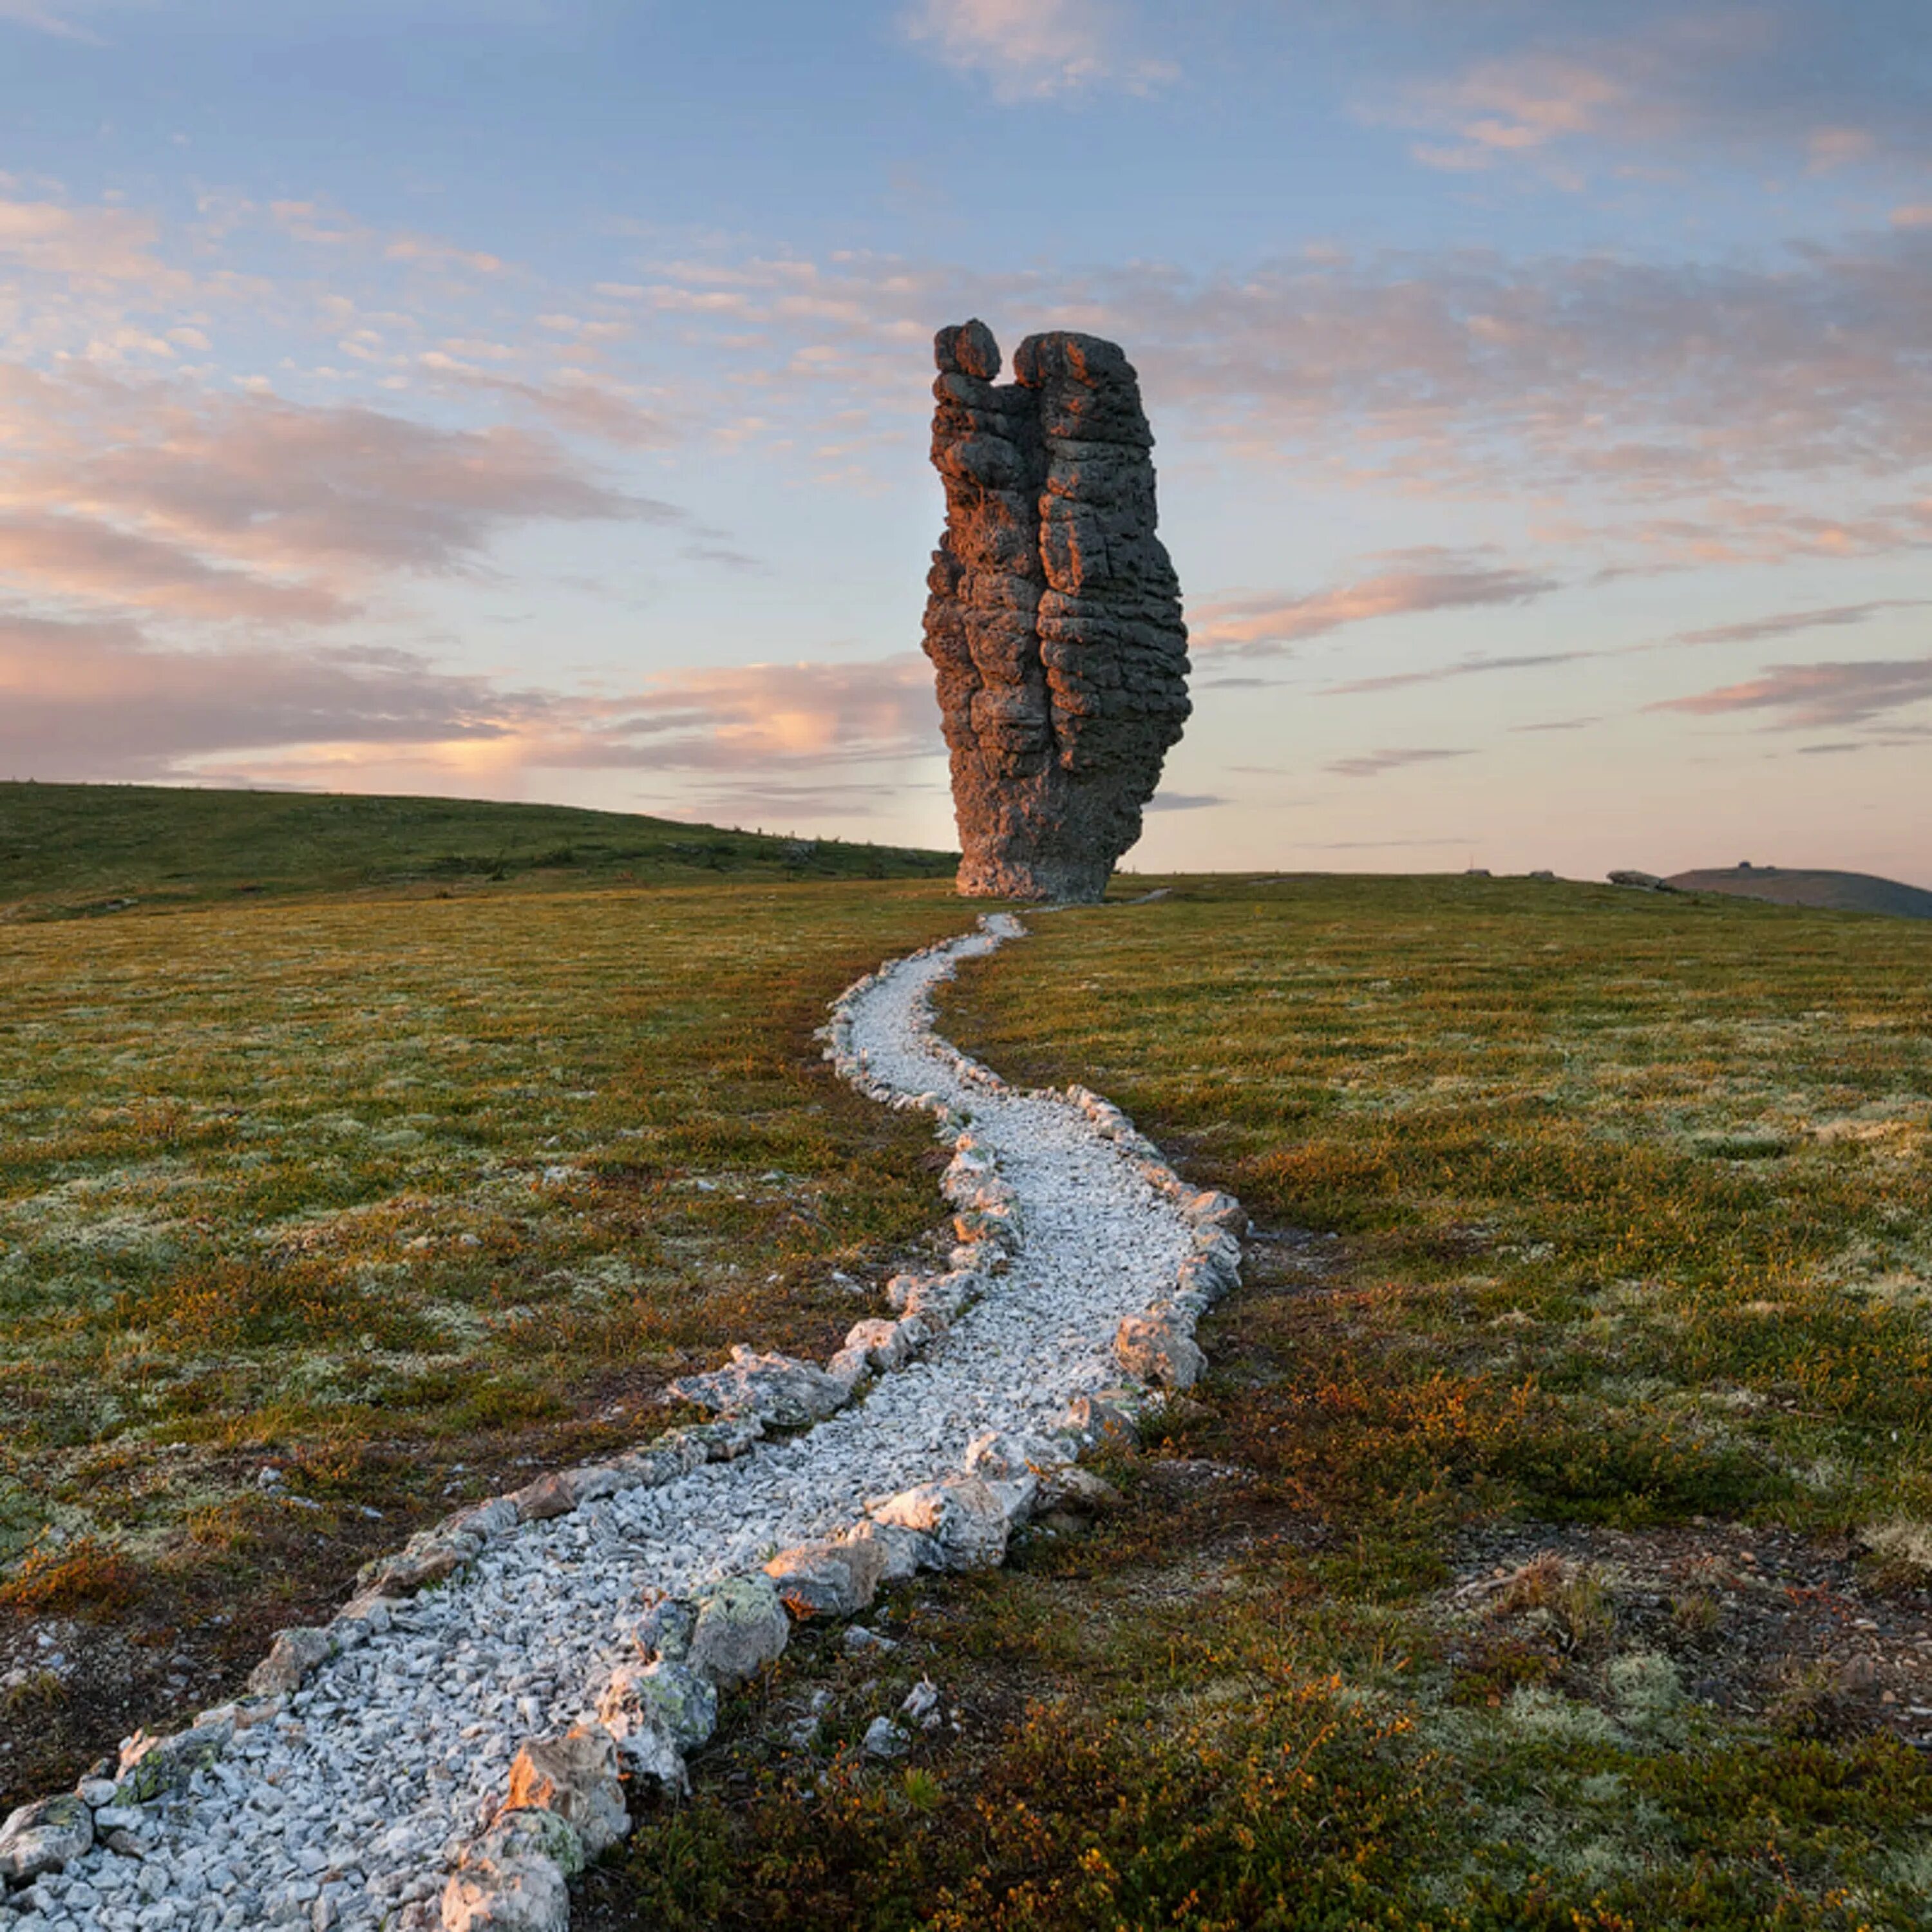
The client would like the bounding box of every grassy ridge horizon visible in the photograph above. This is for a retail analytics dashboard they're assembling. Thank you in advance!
[0,779,956,921]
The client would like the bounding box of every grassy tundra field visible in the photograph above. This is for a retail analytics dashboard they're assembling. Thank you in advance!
[586,874,1932,1932]
[5,799,1932,1928]
[0,790,967,1803]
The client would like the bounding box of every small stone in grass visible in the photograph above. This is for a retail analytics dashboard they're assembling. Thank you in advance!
[862,1716,909,1760]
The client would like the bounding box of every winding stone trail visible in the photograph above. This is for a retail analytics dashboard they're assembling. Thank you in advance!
[3,918,1233,1931]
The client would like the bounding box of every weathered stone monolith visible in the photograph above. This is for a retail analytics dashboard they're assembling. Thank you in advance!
[922,319,1190,901]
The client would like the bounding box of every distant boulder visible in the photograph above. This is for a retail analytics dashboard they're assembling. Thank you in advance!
[1607,869,1676,892]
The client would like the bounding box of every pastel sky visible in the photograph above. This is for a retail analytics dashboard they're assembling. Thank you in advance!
[3,0,1930,882]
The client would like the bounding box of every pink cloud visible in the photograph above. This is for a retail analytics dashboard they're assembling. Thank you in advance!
[1365,6,1917,181]
[424,364,674,449]
[1326,746,1475,780]
[1327,650,1592,697]
[68,397,645,573]
[898,0,1173,101]
[0,615,940,790]
[267,198,506,278]
[1110,238,1932,504]
[1672,600,1929,647]
[0,368,668,606]
[1189,551,1558,656]
[1649,657,1932,728]
[0,2,100,42]
[526,656,938,773]
[0,513,348,622]
[1808,126,1879,173]
[0,197,180,288]
[1602,500,1932,570]
[0,612,526,777]
[1392,49,1629,172]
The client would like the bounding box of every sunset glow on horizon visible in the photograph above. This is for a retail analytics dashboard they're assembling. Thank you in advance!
[3,0,1930,884]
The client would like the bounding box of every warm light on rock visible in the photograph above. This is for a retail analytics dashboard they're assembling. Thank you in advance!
[922,319,1191,902]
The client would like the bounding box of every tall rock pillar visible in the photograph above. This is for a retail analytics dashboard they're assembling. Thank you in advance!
[921,319,1190,902]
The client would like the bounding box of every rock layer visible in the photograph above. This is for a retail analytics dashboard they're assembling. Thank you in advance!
[922,319,1190,902]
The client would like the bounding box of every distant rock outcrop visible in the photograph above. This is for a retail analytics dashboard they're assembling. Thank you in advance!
[921,319,1190,902]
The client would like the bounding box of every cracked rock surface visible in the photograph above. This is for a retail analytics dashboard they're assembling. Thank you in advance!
[8,920,1211,1931]
[922,319,1191,903]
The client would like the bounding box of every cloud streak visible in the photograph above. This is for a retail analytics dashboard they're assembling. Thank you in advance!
[1190,551,1558,656]
[1650,657,1932,728]
[0,613,524,777]
[0,198,180,287]
[1368,2,1932,178]
[0,513,350,623]
[898,0,1173,100]
[522,656,938,774]
[0,615,941,791]
[55,392,653,574]
[1672,599,1929,647]
[0,1,100,41]
[429,368,674,450]
[0,367,676,625]
[1327,649,1591,696]
[1326,746,1475,779]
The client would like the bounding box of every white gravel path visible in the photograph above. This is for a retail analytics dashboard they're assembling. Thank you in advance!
[4,916,1209,1932]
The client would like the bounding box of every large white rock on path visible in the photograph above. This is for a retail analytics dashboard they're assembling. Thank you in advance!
[503,1730,629,1859]
[686,1575,791,1687]
[869,1473,1013,1571]
[1115,1312,1206,1389]
[442,1832,574,1932]
[764,1535,889,1618]
[0,1795,92,1884]
[597,1659,717,1754]
[668,1347,852,1426]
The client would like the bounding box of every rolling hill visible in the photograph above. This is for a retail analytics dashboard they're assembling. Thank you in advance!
[1666,862,1932,920]
[0,781,954,919]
